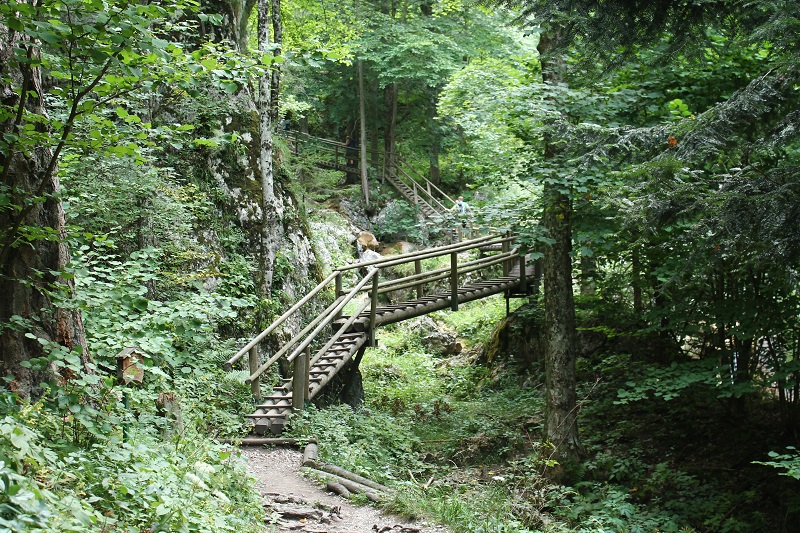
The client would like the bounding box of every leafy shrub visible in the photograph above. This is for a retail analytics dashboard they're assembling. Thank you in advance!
[0,405,264,532]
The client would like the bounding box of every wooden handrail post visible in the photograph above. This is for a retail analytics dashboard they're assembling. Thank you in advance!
[450,251,459,311]
[292,349,307,412]
[413,181,418,205]
[369,272,379,347]
[519,254,527,293]
[414,259,423,299]
[249,346,260,399]
[304,346,311,402]
[334,271,343,321]
[502,234,510,277]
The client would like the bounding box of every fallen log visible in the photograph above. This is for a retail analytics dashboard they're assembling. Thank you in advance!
[302,442,319,465]
[302,467,381,503]
[218,436,318,447]
[307,461,393,494]
[326,481,351,499]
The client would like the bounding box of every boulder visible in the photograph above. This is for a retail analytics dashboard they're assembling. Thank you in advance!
[357,231,380,251]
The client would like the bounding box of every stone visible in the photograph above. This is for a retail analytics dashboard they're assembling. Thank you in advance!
[357,231,380,251]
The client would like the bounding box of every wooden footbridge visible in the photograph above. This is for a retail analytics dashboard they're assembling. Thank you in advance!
[226,234,538,435]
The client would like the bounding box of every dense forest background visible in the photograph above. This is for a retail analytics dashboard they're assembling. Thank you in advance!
[1,0,799,531]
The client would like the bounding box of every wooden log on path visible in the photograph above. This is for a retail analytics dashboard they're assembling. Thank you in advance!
[301,467,382,502]
[226,437,300,446]
[308,461,394,493]
[303,442,319,465]
[326,481,352,499]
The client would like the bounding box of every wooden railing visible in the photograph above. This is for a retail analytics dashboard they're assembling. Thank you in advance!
[288,132,455,218]
[225,233,526,406]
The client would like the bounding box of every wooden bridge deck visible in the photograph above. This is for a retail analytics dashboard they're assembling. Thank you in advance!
[245,262,532,435]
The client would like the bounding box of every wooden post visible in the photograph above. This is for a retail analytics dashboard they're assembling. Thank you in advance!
[249,346,261,399]
[414,259,423,299]
[292,351,307,412]
[369,272,379,347]
[334,271,343,321]
[450,251,458,311]
[502,234,510,277]
[304,347,311,402]
[519,254,527,293]
[427,181,431,197]
[413,181,418,205]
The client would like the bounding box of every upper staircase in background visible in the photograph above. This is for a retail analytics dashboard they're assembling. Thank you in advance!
[288,132,455,222]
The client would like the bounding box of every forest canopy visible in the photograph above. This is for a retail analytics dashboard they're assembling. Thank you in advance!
[1,0,799,531]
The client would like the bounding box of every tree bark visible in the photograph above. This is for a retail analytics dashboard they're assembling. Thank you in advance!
[384,82,398,175]
[357,57,370,206]
[269,0,282,124]
[258,0,283,295]
[0,25,90,397]
[538,30,582,461]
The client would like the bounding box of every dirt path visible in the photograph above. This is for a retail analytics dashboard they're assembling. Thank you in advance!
[241,446,448,533]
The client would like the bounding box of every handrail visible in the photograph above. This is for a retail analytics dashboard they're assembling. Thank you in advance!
[290,132,455,219]
[390,164,450,214]
[395,155,456,206]
[225,270,340,370]
[336,234,503,272]
[373,250,518,295]
[245,269,378,384]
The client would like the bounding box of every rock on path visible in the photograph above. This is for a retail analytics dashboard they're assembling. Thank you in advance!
[241,447,448,533]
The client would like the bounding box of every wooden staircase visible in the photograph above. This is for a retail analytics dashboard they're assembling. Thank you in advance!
[289,132,454,221]
[227,235,538,435]
[245,332,367,435]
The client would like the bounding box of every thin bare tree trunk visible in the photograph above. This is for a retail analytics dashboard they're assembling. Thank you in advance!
[269,0,282,123]
[384,82,398,175]
[358,57,369,206]
[258,0,283,295]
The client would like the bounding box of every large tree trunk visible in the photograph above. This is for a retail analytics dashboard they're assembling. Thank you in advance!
[538,30,582,462]
[258,0,283,295]
[0,25,90,397]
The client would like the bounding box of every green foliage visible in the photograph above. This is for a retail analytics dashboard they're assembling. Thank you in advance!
[754,447,800,480]
[373,200,426,243]
[0,405,264,532]
[72,246,252,372]
[288,405,425,484]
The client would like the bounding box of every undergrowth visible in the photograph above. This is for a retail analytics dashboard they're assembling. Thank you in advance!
[285,294,798,532]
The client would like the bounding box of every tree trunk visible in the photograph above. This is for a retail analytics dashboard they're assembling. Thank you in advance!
[357,57,369,206]
[0,26,90,397]
[269,0,282,124]
[538,30,582,462]
[429,123,440,185]
[258,0,283,295]
[384,82,398,176]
